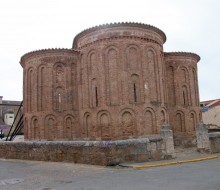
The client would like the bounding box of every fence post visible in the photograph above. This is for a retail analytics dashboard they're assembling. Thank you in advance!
[196,121,210,152]
[160,123,176,159]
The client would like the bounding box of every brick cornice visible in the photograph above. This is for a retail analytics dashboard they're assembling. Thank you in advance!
[72,22,166,48]
[164,52,200,62]
[76,35,163,50]
[20,48,79,67]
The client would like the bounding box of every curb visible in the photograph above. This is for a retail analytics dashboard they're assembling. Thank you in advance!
[133,155,220,169]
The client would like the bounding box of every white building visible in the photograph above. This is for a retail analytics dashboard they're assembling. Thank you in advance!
[201,99,220,131]
[4,112,14,126]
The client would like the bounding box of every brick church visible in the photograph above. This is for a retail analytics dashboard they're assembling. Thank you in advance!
[20,23,200,143]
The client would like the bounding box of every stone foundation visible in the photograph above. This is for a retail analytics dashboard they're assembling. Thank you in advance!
[0,137,169,166]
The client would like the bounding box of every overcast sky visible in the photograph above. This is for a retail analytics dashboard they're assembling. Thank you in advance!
[0,0,219,101]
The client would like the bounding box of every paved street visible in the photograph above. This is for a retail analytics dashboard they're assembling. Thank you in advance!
[0,158,220,190]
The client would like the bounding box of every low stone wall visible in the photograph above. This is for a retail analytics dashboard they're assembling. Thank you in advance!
[196,123,220,153]
[173,133,196,147]
[209,132,220,153]
[0,137,167,166]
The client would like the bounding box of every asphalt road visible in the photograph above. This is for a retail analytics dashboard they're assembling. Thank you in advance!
[0,158,220,190]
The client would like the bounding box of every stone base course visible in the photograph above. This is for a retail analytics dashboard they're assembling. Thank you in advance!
[0,137,169,166]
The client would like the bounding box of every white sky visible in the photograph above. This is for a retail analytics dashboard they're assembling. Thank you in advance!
[0,0,219,101]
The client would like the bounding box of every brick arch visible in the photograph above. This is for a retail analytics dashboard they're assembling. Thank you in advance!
[104,46,119,106]
[80,53,89,108]
[177,66,191,106]
[175,111,185,132]
[87,50,100,109]
[31,116,39,139]
[182,85,189,106]
[192,67,199,106]
[44,114,57,140]
[179,66,189,83]
[53,62,66,83]
[63,114,76,139]
[160,108,167,124]
[27,67,34,113]
[90,78,99,108]
[71,62,77,109]
[24,117,29,139]
[119,108,137,137]
[54,86,64,112]
[83,112,93,138]
[145,47,159,101]
[104,45,118,53]
[97,110,112,139]
[37,64,47,111]
[87,50,98,77]
[126,44,141,71]
[143,107,156,134]
[53,61,66,67]
[189,111,197,131]
[53,62,67,112]
[167,65,176,106]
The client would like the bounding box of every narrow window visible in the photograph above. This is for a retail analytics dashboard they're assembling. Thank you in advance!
[183,91,186,105]
[95,87,98,107]
[58,93,61,111]
[134,83,137,102]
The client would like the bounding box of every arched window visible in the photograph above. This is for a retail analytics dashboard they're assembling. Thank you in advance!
[54,87,63,112]
[37,65,46,111]
[105,48,119,105]
[175,112,185,132]
[167,66,176,106]
[84,113,92,138]
[147,49,158,101]
[144,109,155,134]
[27,68,33,112]
[182,86,189,106]
[91,78,99,107]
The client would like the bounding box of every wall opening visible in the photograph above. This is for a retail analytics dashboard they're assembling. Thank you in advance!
[134,83,137,102]
[183,91,186,105]
[182,86,188,106]
[130,74,140,104]
[95,87,98,107]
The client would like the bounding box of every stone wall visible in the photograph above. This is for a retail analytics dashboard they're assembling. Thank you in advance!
[0,137,166,166]
[196,123,220,153]
[196,122,210,152]
[209,132,220,153]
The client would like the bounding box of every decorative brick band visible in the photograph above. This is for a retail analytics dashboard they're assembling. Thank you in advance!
[20,48,79,66]
[76,35,163,50]
[164,52,200,62]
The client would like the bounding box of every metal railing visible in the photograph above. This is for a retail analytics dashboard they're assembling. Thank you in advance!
[5,101,23,141]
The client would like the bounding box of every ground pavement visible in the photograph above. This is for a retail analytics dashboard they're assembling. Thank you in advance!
[0,147,220,190]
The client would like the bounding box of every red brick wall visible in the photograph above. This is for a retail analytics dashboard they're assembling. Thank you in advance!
[20,23,201,141]
[21,49,80,140]
[164,52,201,144]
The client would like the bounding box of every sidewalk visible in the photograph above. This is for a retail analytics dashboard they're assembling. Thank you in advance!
[119,147,220,169]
